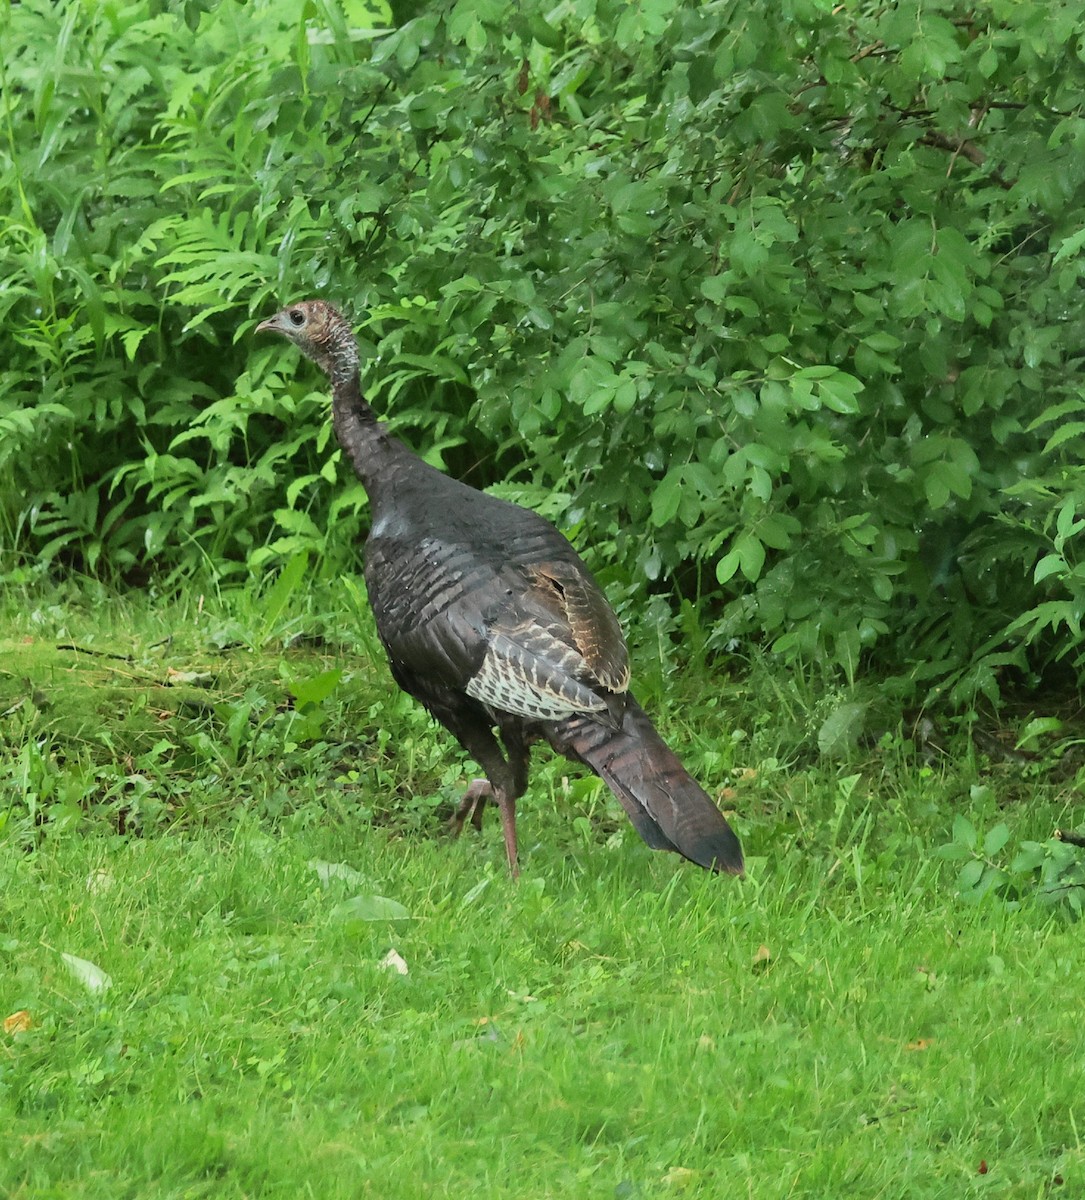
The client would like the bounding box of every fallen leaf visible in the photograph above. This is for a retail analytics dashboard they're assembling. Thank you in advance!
[461,876,491,905]
[451,1023,502,1051]
[86,870,115,896]
[330,894,411,924]
[4,1010,32,1035]
[60,952,112,994]
[662,1166,698,1188]
[310,860,367,888]
[165,668,214,687]
[379,948,408,975]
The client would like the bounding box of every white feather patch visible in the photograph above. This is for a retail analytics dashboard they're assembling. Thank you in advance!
[465,628,608,721]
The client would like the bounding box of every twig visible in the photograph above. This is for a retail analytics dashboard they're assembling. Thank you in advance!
[56,643,134,663]
[921,129,986,169]
[922,129,1013,188]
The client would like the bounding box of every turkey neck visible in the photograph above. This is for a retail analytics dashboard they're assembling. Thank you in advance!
[329,367,402,509]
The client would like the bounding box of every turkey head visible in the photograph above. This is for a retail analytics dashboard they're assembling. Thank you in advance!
[257,300,359,386]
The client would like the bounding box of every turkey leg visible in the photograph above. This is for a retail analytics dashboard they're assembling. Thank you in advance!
[450,778,492,835]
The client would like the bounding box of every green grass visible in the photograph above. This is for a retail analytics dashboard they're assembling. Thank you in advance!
[2,580,1084,1198]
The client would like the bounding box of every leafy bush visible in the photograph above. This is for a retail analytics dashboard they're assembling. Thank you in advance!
[938,810,1085,918]
[3,0,1085,707]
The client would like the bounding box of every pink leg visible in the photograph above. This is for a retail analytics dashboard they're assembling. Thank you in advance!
[496,788,519,878]
[450,778,492,837]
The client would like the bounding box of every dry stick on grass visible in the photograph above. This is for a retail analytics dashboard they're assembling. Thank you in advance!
[56,643,134,662]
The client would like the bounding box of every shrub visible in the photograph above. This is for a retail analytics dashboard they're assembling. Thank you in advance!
[2,0,1085,706]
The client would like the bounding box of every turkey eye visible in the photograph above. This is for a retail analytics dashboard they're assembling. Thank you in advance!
[288,309,305,326]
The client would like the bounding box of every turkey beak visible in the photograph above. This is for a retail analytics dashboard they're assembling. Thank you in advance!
[256,314,284,335]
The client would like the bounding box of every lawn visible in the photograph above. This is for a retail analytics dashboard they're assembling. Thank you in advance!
[1,580,1082,1198]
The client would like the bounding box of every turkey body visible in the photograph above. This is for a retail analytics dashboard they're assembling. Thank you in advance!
[257,300,744,877]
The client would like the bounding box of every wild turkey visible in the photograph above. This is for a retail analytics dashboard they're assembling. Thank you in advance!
[256,300,744,878]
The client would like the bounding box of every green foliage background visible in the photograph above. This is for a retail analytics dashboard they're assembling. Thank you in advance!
[3,0,1085,706]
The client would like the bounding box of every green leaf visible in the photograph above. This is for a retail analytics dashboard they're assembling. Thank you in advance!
[1053,228,1085,265]
[816,701,867,758]
[1009,841,1050,873]
[817,375,863,415]
[1042,422,1085,453]
[716,547,742,585]
[952,814,977,847]
[1055,498,1085,543]
[331,894,412,924]
[734,533,766,582]
[982,823,1010,857]
[1033,555,1066,585]
[1015,717,1063,748]
[289,669,343,709]
[259,554,309,642]
[862,332,902,353]
[936,842,974,862]
[650,469,683,528]
[957,859,985,891]
[700,276,728,303]
[924,471,951,511]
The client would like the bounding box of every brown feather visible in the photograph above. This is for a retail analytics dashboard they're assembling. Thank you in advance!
[528,563,631,694]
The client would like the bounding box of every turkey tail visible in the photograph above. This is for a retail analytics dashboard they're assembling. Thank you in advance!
[550,697,744,875]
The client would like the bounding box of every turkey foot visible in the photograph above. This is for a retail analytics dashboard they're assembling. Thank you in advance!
[449,779,519,877]
[450,778,492,836]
